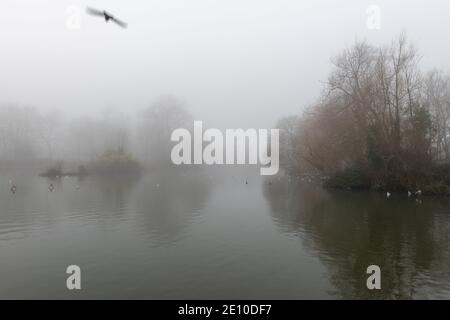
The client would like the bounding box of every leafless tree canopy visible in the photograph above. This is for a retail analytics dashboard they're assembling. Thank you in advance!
[279,34,450,193]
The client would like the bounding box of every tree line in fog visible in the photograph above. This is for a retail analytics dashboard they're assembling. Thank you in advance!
[278,34,450,194]
[0,96,191,170]
[3,33,450,193]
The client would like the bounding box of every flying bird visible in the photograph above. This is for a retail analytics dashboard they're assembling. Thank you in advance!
[86,7,128,28]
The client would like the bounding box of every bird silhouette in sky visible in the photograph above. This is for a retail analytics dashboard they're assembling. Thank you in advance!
[86,7,128,28]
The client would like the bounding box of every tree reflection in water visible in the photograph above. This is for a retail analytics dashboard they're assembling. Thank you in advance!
[263,176,450,299]
[133,168,211,245]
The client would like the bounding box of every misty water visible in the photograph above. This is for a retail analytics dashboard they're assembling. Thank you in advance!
[1,168,450,299]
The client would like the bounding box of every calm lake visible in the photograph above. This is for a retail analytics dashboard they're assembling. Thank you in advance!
[1,168,450,299]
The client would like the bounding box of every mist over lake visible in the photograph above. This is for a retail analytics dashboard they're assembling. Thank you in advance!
[1,0,450,301]
[1,167,450,299]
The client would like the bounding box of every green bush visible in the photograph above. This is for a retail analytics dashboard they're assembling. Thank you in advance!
[93,149,141,176]
[324,164,371,189]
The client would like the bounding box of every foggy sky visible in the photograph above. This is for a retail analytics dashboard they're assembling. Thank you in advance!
[1,0,450,128]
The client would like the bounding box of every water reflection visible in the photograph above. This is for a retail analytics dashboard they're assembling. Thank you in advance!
[2,169,449,299]
[0,168,211,245]
[0,170,58,240]
[263,176,450,299]
[133,168,211,244]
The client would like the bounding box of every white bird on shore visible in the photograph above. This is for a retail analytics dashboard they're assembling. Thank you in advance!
[408,191,412,197]
[416,190,422,196]
[386,192,391,198]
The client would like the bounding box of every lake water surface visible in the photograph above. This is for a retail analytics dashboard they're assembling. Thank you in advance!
[1,168,450,299]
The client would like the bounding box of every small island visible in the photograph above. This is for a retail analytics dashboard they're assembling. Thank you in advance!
[39,149,141,179]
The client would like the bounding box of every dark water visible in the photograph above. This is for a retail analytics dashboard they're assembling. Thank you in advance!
[1,168,450,299]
